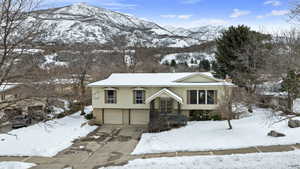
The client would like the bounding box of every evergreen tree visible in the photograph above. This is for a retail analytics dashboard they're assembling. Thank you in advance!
[211,60,218,72]
[215,25,268,79]
[190,58,194,64]
[199,59,211,71]
[170,59,177,67]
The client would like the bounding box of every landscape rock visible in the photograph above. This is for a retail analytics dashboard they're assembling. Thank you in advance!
[267,130,285,137]
[288,119,300,128]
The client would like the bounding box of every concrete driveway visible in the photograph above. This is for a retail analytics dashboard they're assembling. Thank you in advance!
[12,125,147,169]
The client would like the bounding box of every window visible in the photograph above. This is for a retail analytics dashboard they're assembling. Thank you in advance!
[133,90,145,104]
[105,90,117,104]
[207,90,217,104]
[187,90,218,105]
[160,98,173,113]
[187,90,197,104]
[198,90,206,104]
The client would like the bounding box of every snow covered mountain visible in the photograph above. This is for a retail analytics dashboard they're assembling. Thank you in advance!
[30,3,204,47]
[165,25,224,41]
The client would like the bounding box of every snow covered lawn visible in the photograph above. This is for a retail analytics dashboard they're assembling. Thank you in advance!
[0,162,36,169]
[133,108,300,155]
[0,106,97,157]
[101,150,300,169]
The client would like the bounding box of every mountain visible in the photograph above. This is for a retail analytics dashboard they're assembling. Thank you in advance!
[165,25,224,41]
[29,3,204,47]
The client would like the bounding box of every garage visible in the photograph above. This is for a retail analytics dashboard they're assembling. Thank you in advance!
[103,109,123,124]
[130,110,149,125]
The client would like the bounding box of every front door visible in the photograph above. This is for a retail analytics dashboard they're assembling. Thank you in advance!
[160,98,173,114]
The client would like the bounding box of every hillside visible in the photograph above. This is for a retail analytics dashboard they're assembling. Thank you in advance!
[27,3,220,48]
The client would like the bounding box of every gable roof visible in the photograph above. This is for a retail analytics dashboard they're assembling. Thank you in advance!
[88,72,235,87]
[146,88,183,104]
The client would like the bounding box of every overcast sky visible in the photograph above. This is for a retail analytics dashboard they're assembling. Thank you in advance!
[42,0,294,33]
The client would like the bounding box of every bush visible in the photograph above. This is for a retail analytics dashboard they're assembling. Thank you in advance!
[56,113,66,119]
[85,113,93,120]
[211,114,221,121]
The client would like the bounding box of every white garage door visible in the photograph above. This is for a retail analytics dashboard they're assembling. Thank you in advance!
[131,110,149,125]
[104,109,123,124]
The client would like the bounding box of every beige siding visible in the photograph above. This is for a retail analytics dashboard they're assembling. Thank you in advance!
[130,109,149,125]
[180,75,216,83]
[92,86,226,111]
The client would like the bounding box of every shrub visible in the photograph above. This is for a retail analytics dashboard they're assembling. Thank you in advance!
[211,114,221,121]
[85,113,93,120]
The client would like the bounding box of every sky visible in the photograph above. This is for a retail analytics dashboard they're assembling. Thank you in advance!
[42,0,295,33]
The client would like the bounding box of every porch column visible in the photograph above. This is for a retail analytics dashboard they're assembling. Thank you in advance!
[150,100,155,120]
[177,101,181,115]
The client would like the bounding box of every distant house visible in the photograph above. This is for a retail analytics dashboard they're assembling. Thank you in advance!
[0,83,20,102]
[88,72,235,125]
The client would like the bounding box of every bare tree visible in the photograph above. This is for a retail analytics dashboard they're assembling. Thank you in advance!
[0,0,41,85]
[65,44,97,115]
[267,30,300,116]
[218,85,234,129]
[232,33,273,112]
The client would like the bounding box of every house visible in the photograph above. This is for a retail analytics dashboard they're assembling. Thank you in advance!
[88,72,235,125]
[0,83,21,102]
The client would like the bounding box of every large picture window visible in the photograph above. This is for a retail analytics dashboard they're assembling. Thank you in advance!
[207,90,217,104]
[198,90,206,104]
[187,90,217,105]
[105,90,117,104]
[133,90,145,104]
[187,90,198,104]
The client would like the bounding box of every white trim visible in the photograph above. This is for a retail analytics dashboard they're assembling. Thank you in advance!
[132,87,145,91]
[173,72,223,83]
[146,88,183,104]
[104,87,118,91]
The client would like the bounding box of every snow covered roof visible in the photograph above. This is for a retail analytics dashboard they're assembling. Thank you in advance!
[0,83,19,92]
[146,88,183,104]
[89,72,235,87]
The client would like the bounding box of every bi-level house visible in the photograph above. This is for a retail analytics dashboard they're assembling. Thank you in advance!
[88,72,235,125]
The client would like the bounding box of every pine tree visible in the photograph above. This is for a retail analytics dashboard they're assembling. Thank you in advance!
[215,25,259,78]
[199,59,211,71]
[170,59,177,67]
[190,58,194,64]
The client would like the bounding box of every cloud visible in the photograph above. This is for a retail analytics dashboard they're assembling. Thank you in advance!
[269,10,289,16]
[180,0,202,4]
[230,9,251,18]
[256,15,265,19]
[257,9,289,18]
[160,14,193,19]
[178,15,193,19]
[264,0,281,6]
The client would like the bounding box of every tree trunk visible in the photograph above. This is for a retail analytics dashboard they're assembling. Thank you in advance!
[287,95,293,113]
[227,119,233,130]
[80,79,86,115]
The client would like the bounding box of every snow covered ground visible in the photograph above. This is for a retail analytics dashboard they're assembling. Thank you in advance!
[101,150,300,169]
[0,162,36,169]
[0,106,97,157]
[133,108,300,155]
